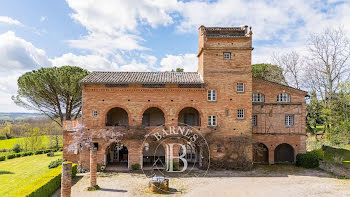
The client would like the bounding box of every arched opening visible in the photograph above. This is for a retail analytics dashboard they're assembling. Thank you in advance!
[178,107,201,126]
[105,142,128,170]
[274,143,294,163]
[142,142,166,169]
[142,107,165,126]
[253,143,268,164]
[106,107,129,126]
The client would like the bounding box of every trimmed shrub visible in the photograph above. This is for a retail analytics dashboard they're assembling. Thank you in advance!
[15,153,22,158]
[296,152,319,168]
[0,156,5,161]
[12,144,21,153]
[0,136,6,140]
[12,163,77,197]
[35,150,44,155]
[7,154,16,159]
[22,152,33,157]
[310,149,324,160]
[48,159,63,169]
[44,149,54,153]
[131,163,140,170]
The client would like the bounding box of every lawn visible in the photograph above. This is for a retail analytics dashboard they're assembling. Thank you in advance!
[322,146,350,167]
[0,135,61,150]
[0,151,63,197]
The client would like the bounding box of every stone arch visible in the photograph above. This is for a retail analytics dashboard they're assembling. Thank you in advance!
[142,142,166,169]
[104,105,132,126]
[274,143,294,163]
[253,142,268,164]
[175,105,203,126]
[103,139,130,169]
[140,105,167,126]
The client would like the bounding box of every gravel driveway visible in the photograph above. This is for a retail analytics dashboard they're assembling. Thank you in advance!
[52,165,350,197]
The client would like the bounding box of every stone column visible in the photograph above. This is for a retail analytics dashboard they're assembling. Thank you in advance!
[61,162,72,197]
[268,148,274,165]
[90,148,97,187]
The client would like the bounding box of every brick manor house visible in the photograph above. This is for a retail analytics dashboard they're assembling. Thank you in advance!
[63,26,307,170]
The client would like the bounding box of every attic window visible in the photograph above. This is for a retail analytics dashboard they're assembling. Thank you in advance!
[178,84,202,88]
[106,84,129,88]
[142,84,165,88]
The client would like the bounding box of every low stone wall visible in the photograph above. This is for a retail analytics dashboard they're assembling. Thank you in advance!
[319,161,350,179]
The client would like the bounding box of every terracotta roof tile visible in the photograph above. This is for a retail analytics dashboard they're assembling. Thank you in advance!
[80,72,204,84]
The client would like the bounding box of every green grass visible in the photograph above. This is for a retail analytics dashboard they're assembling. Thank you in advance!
[0,136,61,150]
[321,146,350,167]
[0,152,63,197]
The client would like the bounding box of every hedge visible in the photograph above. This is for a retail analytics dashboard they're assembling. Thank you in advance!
[22,152,33,157]
[15,153,22,158]
[35,150,44,155]
[296,152,319,168]
[0,156,5,161]
[12,163,77,197]
[7,154,16,159]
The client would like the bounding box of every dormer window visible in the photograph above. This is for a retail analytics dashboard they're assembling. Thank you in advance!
[223,52,231,59]
[252,93,264,102]
[277,93,291,103]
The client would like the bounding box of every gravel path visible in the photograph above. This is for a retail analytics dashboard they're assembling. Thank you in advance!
[52,165,350,197]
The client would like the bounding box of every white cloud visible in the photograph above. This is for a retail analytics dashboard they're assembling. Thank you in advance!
[0,16,22,25]
[160,54,197,72]
[0,31,51,73]
[40,16,47,22]
[50,53,119,71]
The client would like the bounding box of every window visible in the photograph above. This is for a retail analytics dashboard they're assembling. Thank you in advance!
[93,110,98,117]
[277,93,291,102]
[252,93,264,102]
[208,115,217,126]
[223,52,231,59]
[285,115,294,126]
[237,109,245,119]
[236,83,245,93]
[208,90,217,101]
[252,115,257,126]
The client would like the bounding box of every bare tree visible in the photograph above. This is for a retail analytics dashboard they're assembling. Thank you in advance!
[305,26,350,102]
[272,51,303,89]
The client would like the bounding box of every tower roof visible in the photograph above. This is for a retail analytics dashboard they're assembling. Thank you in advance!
[201,26,251,38]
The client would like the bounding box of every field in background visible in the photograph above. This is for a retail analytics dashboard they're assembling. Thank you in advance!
[0,136,55,150]
[0,152,63,197]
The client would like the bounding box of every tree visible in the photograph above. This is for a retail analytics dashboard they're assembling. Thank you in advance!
[252,63,286,84]
[171,68,184,72]
[26,127,43,151]
[272,51,303,89]
[45,121,62,150]
[12,66,90,126]
[0,122,13,139]
[305,26,350,102]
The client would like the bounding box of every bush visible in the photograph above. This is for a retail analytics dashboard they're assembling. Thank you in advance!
[12,163,77,197]
[48,159,63,169]
[22,152,33,157]
[12,144,21,153]
[310,149,324,160]
[15,153,22,158]
[35,150,44,155]
[0,136,6,140]
[44,149,54,153]
[0,149,10,152]
[131,163,140,170]
[0,156,5,161]
[296,152,319,168]
[7,154,16,159]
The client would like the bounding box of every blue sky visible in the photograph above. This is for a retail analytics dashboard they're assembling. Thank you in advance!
[0,0,349,112]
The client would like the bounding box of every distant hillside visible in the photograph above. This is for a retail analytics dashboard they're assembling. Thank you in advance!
[0,112,44,121]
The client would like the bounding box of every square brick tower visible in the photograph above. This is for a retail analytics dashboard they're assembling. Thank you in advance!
[197,26,254,168]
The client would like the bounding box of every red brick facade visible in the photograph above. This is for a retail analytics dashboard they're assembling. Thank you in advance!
[63,26,307,170]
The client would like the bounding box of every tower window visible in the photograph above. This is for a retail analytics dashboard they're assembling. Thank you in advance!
[236,83,245,93]
[208,90,217,101]
[237,109,244,119]
[252,115,257,126]
[285,115,294,126]
[93,110,98,117]
[208,115,217,126]
[223,52,231,59]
